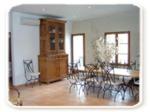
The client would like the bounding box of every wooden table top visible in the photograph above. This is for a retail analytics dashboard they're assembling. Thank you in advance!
[111,68,139,78]
[78,66,139,78]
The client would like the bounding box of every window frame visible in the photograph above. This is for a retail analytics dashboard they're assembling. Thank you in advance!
[104,31,130,66]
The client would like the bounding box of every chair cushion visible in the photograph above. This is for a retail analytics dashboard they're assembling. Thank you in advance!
[29,72,40,76]
[134,80,139,85]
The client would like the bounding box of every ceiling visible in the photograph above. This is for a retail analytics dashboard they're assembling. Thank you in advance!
[11,4,139,21]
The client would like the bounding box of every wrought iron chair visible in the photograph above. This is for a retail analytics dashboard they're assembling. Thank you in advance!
[125,62,138,97]
[67,62,88,94]
[100,66,125,102]
[23,60,40,87]
[133,78,139,100]
[67,62,79,92]
[9,86,23,106]
[85,64,102,95]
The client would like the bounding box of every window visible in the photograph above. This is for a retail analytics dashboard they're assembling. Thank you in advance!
[105,31,130,66]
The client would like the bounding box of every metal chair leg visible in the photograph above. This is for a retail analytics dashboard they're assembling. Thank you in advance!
[97,86,102,98]
[69,84,73,93]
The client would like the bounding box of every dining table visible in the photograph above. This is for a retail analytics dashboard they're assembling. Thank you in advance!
[78,66,140,100]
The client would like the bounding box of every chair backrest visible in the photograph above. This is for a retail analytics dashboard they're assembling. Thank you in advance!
[67,63,79,83]
[68,62,79,74]
[85,64,97,78]
[23,60,34,74]
[101,65,115,84]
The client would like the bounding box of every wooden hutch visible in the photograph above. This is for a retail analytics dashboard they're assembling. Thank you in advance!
[38,19,68,83]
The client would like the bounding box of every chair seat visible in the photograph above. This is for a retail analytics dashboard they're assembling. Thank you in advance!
[134,80,139,85]
[86,77,96,82]
[103,80,123,86]
[29,72,40,76]
[69,79,77,84]
[111,81,123,86]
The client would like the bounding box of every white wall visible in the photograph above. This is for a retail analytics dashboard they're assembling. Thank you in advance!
[11,12,42,85]
[10,12,72,86]
[72,8,139,64]
[65,21,72,64]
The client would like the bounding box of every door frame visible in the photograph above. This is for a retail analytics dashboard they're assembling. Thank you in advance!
[71,33,85,66]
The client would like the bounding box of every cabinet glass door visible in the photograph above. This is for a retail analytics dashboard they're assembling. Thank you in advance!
[48,26,56,50]
[58,26,64,50]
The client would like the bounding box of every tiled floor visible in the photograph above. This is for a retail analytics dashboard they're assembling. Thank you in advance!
[9,79,139,107]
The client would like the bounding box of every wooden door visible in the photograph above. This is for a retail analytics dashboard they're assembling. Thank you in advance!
[47,22,57,53]
[57,23,65,53]
[47,58,60,82]
[59,56,68,78]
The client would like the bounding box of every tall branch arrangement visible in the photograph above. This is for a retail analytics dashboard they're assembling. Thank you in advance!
[94,37,117,63]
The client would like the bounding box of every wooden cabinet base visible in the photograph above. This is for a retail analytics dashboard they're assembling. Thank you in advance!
[39,54,68,83]
[40,79,62,84]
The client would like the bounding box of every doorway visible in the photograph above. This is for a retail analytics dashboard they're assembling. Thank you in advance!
[9,32,13,85]
[71,33,85,67]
